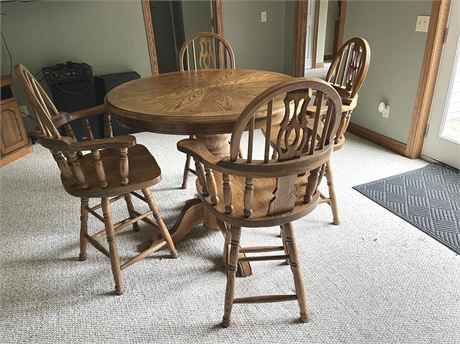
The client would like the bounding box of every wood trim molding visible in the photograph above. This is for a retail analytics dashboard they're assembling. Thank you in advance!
[406,0,450,158]
[212,0,225,68]
[337,0,347,49]
[347,122,407,156]
[0,144,32,168]
[312,0,320,69]
[293,0,308,77]
[141,0,159,76]
[212,0,224,36]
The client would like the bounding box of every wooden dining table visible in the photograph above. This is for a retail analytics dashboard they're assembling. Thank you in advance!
[106,68,294,276]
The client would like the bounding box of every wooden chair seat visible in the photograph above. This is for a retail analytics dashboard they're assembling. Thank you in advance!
[63,144,161,198]
[197,170,320,228]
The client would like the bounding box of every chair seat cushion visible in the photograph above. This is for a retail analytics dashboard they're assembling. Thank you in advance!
[62,144,161,198]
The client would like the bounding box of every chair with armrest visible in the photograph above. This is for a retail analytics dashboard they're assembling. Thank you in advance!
[178,32,236,189]
[265,37,370,224]
[15,64,177,295]
[178,78,343,327]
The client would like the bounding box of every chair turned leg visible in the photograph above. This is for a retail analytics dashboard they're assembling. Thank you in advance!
[325,161,340,225]
[124,193,140,232]
[181,154,192,189]
[79,198,89,261]
[222,226,241,328]
[284,223,308,323]
[101,197,123,295]
[222,224,231,268]
[142,188,178,258]
[280,225,290,265]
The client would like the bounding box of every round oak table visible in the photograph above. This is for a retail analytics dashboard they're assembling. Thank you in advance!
[106,69,294,276]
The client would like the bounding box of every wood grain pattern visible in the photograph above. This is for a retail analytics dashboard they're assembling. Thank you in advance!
[106,69,294,135]
[0,143,32,168]
[0,75,31,166]
[293,0,308,77]
[337,0,348,49]
[211,1,225,66]
[141,0,159,76]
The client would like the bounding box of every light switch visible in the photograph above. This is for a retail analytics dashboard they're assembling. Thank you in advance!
[261,11,267,23]
[416,16,430,32]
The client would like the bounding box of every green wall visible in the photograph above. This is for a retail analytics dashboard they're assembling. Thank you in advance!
[0,1,151,106]
[182,1,212,39]
[223,0,287,73]
[344,0,432,144]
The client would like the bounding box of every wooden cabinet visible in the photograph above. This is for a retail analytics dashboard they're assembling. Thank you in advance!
[0,75,32,167]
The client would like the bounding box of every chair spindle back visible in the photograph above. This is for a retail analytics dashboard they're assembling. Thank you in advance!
[211,78,343,218]
[179,32,235,71]
[15,64,124,190]
[326,37,370,105]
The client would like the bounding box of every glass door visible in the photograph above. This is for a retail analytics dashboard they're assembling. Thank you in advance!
[423,0,460,169]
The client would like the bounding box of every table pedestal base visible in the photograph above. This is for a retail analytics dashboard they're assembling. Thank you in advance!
[149,134,252,276]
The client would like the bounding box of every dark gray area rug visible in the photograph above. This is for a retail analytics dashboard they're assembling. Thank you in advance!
[353,164,460,254]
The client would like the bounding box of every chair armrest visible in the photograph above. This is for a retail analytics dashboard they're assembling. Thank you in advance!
[38,135,75,151]
[177,139,221,168]
[70,135,136,151]
[69,104,107,117]
[53,104,108,128]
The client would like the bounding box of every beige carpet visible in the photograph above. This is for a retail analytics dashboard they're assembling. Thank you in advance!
[0,132,459,344]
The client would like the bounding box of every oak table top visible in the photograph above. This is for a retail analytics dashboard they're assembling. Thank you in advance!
[105,69,294,135]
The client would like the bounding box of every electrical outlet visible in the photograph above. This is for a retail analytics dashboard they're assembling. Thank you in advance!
[382,107,390,119]
[416,16,430,32]
[378,102,390,119]
[261,11,267,23]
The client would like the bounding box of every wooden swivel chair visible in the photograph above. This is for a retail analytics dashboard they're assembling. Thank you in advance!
[267,37,370,224]
[178,32,235,189]
[16,64,178,295]
[178,78,343,327]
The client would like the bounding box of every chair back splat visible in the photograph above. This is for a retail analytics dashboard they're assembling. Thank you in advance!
[179,32,235,71]
[326,37,370,105]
